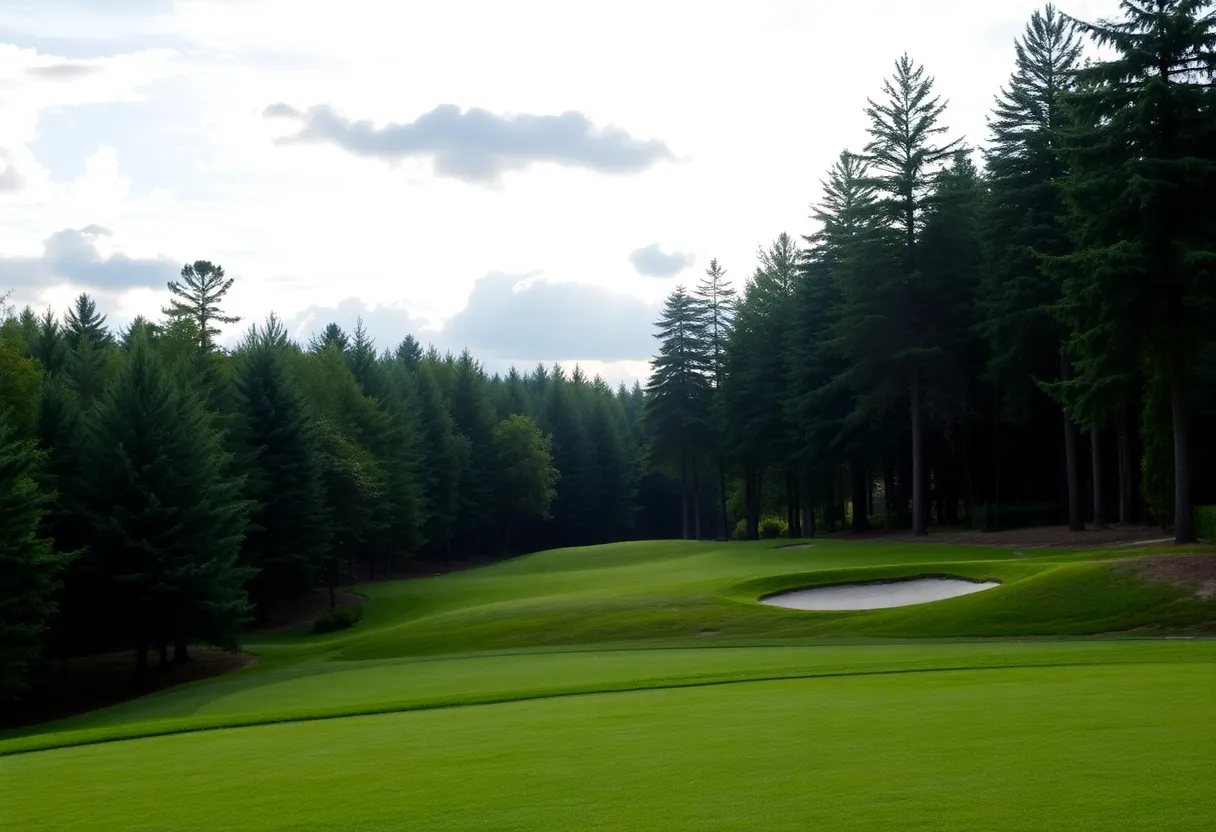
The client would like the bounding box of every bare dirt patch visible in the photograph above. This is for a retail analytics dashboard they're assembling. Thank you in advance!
[818,524,1173,549]
[1117,554,1216,600]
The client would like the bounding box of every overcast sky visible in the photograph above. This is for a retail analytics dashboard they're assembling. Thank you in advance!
[0,0,1118,383]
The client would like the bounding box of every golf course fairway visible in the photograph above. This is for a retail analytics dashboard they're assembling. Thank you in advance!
[3,538,1214,830]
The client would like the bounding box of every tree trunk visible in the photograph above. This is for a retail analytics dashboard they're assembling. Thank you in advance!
[717,462,729,541]
[883,460,894,530]
[745,464,760,540]
[825,475,836,534]
[173,638,189,663]
[1060,355,1085,532]
[680,453,691,541]
[691,456,702,540]
[910,373,927,536]
[788,470,803,538]
[135,643,148,686]
[801,474,815,537]
[1116,406,1133,526]
[1170,363,1195,544]
[851,455,869,533]
[1091,427,1108,530]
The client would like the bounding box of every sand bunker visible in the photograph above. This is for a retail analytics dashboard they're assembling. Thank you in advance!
[760,577,999,611]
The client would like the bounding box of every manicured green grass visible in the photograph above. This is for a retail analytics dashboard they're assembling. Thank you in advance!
[4,661,1212,831]
[3,538,1213,830]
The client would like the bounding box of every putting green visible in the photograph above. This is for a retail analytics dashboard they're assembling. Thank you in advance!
[3,539,1214,830]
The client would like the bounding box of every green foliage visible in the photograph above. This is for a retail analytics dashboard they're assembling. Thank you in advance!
[1194,506,1216,543]
[643,285,712,474]
[493,414,559,537]
[758,515,788,539]
[162,260,240,351]
[82,331,253,658]
[232,316,331,609]
[63,294,113,352]
[0,323,44,436]
[1049,0,1216,541]
[0,415,65,699]
[311,604,364,635]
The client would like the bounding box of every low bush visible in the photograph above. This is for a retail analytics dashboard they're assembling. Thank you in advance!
[1195,505,1216,542]
[973,502,1064,532]
[759,515,788,539]
[732,519,748,540]
[312,604,364,635]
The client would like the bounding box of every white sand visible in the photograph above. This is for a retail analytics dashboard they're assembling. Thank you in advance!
[760,577,999,611]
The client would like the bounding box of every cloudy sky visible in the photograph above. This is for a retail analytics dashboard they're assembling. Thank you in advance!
[0,0,1118,383]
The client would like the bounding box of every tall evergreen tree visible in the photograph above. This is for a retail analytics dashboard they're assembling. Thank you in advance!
[789,151,880,532]
[162,260,240,351]
[858,54,964,535]
[979,3,1087,531]
[447,350,501,553]
[643,286,711,539]
[1052,0,1216,543]
[695,258,736,540]
[63,293,113,352]
[232,315,331,612]
[83,331,252,676]
[0,414,64,701]
[28,309,69,376]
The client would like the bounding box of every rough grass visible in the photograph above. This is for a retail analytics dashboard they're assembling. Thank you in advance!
[3,537,1215,830]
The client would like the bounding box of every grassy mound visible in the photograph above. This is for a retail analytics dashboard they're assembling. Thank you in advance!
[2,537,1214,830]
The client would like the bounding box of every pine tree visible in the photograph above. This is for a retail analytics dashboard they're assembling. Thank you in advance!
[695,258,736,540]
[309,323,350,354]
[858,54,964,536]
[979,3,1087,532]
[63,293,113,351]
[394,335,424,369]
[83,331,252,677]
[643,286,712,539]
[0,414,65,701]
[409,359,463,558]
[788,151,879,532]
[232,316,331,612]
[538,367,598,546]
[583,378,639,541]
[447,350,500,553]
[1052,0,1216,543]
[162,260,241,351]
[28,309,69,376]
[721,234,801,538]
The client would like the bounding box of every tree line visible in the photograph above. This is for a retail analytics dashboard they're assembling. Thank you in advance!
[0,260,686,701]
[1,1,1213,704]
[642,2,1216,542]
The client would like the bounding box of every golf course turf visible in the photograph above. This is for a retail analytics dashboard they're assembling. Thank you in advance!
[3,538,1214,830]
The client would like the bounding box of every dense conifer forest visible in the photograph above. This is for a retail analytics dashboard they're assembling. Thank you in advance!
[1,1,1214,703]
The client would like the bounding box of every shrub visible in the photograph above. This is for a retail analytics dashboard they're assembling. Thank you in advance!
[1195,506,1216,542]
[312,604,363,634]
[759,515,788,539]
[973,502,1064,532]
[732,519,748,540]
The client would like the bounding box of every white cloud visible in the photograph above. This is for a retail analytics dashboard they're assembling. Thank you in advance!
[0,0,1128,382]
